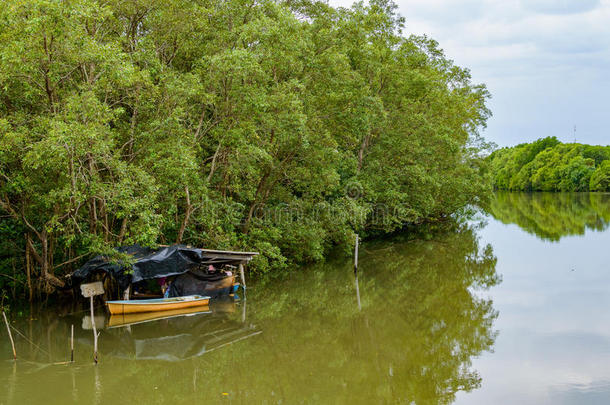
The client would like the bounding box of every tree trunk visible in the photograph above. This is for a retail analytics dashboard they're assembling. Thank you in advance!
[25,235,32,301]
[100,198,109,242]
[242,171,270,234]
[357,134,371,172]
[89,198,98,235]
[176,185,193,244]
[88,156,98,234]
[31,230,65,290]
[118,217,128,244]
[207,143,222,182]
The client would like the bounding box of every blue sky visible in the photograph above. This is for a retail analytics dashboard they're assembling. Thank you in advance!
[329,0,610,147]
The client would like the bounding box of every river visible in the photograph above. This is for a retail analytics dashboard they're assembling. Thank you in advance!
[1,192,609,404]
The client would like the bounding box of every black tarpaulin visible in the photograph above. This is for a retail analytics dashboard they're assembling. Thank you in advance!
[73,244,257,290]
[168,268,233,298]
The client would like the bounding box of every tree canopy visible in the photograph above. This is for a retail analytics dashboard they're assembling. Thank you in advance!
[488,137,610,191]
[0,0,492,299]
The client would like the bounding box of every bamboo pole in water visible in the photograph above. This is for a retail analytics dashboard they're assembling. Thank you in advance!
[239,263,246,298]
[90,297,98,364]
[354,234,359,273]
[70,324,74,362]
[242,298,247,323]
[354,234,361,310]
[2,311,16,360]
[355,273,362,311]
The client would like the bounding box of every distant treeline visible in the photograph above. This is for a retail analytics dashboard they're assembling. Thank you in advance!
[488,137,610,191]
[0,0,491,300]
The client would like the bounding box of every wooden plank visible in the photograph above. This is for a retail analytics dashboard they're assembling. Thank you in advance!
[149,246,258,259]
[199,249,259,256]
[199,254,257,263]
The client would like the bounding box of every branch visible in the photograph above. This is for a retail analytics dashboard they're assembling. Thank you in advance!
[53,253,88,271]
[0,197,18,220]
[26,236,44,266]
[0,274,24,285]
[0,197,42,240]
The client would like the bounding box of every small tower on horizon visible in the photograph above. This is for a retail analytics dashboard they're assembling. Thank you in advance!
[573,125,576,143]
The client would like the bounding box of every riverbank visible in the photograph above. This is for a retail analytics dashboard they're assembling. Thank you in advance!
[3,192,609,404]
[1,219,497,403]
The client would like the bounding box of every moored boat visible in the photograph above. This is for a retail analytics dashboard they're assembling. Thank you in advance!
[73,244,258,302]
[107,305,212,327]
[106,295,210,315]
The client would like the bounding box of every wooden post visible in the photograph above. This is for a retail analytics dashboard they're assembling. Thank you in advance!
[80,281,104,364]
[239,263,246,291]
[354,234,361,311]
[90,296,98,364]
[2,311,16,360]
[354,234,359,274]
[242,298,246,323]
[355,272,362,311]
[123,284,130,300]
[70,324,74,362]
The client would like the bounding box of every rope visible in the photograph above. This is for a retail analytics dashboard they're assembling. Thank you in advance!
[8,324,52,357]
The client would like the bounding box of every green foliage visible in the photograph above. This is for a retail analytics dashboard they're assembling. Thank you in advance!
[0,0,491,298]
[488,138,609,191]
[590,160,610,191]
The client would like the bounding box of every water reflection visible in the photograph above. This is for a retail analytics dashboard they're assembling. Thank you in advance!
[487,192,610,241]
[0,223,499,404]
[460,192,610,404]
[79,302,260,361]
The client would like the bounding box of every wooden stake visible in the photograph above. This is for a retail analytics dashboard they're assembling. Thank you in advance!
[89,297,98,364]
[239,263,246,293]
[354,234,359,274]
[354,234,361,311]
[2,311,16,360]
[123,284,130,301]
[355,273,362,311]
[80,281,104,364]
[70,324,74,362]
[242,298,247,324]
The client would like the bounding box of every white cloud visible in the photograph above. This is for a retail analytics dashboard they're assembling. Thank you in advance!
[328,0,610,145]
[521,0,601,15]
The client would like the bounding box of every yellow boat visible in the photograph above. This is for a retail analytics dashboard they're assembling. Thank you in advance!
[107,305,211,327]
[106,295,210,315]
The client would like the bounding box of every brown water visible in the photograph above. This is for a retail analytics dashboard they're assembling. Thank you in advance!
[1,192,609,404]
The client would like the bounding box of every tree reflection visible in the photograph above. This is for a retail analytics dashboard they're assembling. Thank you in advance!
[195,223,500,404]
[0,224,499,405]
[486,192,610,241]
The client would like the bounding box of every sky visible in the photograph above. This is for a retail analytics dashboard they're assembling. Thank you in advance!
[328,0,610,147]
